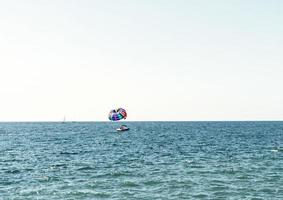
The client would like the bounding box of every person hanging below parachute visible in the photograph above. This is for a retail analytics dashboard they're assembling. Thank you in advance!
[108,108,129,131]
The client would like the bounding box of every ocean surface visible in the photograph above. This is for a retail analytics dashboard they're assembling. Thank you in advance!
[0,122,282,199]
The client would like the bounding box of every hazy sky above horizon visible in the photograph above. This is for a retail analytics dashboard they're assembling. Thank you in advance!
[0,0,282,121]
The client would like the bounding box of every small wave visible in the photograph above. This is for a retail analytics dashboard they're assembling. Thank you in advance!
[271,147,282,152]
[111,171,128,177]
[211,191,231,198]
[67,190,111,198]
[37,176,60,182]
[49,163,67,170]
[93,193,111,198]
[143,180,162,186]
[38,176,51,182]
[51,163,67,167]
[184,159,194,164]
[77,166,95,171]
[121,181,139,187]
[5,169,21,174]
[193,194,209,198]
[60,152,79,155]
[209,185,230,191]
[190,165,205,169]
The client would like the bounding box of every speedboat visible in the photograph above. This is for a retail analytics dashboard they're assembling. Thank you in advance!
[116,125,130,132]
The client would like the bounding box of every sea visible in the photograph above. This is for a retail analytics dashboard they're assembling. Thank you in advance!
[0,122,282,200]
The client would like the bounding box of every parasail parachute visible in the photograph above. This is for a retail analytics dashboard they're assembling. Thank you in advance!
[108,108,127,121]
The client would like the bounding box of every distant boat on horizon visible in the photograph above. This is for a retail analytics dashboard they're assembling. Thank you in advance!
[62,116,66,123]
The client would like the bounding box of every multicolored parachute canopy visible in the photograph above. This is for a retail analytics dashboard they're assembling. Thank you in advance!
[108,108,127,121]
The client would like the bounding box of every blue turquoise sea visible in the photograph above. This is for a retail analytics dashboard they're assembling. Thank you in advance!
[0,122,282,199]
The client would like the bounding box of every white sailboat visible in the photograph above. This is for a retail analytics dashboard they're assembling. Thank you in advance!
[62,116,66,123]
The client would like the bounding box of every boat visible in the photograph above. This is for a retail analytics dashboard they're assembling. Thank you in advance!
[116,125,130,132]
[62,116,66,124]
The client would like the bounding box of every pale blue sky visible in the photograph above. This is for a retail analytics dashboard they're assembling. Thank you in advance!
[0,0,282,121]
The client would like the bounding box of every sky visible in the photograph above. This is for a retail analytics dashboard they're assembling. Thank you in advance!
[0,0,282,121]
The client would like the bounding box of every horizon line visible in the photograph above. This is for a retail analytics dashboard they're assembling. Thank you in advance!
[0,120,282,123]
